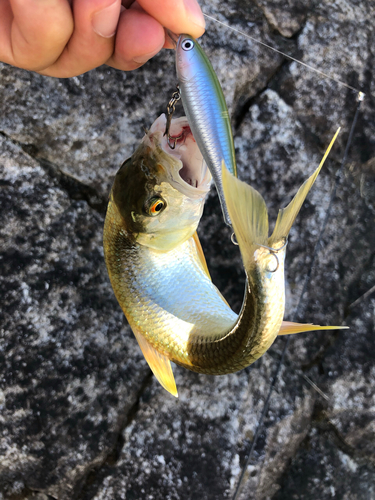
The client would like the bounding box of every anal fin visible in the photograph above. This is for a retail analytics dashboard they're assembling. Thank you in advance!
[133,330,178,397]
[278,320,348,335]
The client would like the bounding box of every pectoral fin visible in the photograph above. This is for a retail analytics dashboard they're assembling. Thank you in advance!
[192,231,211,280]
[133,330,178,397]
[278,320,348,335]
[191,232,231,307]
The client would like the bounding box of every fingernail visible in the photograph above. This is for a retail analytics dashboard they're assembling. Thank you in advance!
[92,1,121,38]
[183,0,205,30]
[132,47,163,64]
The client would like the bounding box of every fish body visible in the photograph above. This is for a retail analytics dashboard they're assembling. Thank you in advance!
[176,34,237,226]
[103,115,344,396]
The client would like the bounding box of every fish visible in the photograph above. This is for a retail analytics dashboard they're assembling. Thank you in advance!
[175,34,237,227]
[103,114,347,397]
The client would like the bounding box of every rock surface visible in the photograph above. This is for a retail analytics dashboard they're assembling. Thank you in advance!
[1,0,374,499]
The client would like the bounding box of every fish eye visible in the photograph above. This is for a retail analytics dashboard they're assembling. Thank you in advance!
[181,39,195,51]
[145,197,166,217]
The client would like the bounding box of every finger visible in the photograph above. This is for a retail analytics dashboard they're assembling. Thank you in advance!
[137,0,205,39]
[107,8,165,71]
[39,0,122,77]
[163,30,177,50]
[0,0,74,71]
[121,0,135,7]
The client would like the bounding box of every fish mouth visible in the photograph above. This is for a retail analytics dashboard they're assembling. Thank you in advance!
[149,114,212,196]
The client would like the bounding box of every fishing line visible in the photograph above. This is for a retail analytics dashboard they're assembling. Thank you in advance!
[203,13,365,96]
[232,92,364,500]
[348,283,375,311]
[287,93,364,321]
[301,373,329,401]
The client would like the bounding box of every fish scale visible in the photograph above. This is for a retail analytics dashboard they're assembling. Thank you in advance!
[106,206,238,365]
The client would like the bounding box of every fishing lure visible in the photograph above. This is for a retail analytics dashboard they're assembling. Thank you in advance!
[175,34,237,226]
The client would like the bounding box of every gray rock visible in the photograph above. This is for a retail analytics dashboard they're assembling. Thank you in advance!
[1,0,374,498]
[0,137,150,498]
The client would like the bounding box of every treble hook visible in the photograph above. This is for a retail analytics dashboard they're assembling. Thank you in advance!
[266,253,280,273]
[255,239,289,254]
[230,234,288,273]
[164,85,181,148]
[167,133,184,150]
[231,233,239,245]
[256,239,288,273]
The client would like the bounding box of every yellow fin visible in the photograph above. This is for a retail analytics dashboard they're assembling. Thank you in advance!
[269,128,340,247]
[222,162,268,267]
[192,232,232,307]
[278,320,349,335]
[192,231,211,280]
[133,330,178,397]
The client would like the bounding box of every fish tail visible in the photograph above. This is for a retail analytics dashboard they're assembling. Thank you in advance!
[221,128,340,268]
[268,128,340,247]
[222,162,269,268]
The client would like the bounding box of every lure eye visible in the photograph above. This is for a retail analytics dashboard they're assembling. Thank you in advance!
[181,38,195,51]
[145,197,166,217]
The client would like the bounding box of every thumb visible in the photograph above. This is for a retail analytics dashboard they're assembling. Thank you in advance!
[137,0,205,39]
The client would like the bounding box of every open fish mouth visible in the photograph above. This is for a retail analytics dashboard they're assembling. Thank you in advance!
[149,114,212,197]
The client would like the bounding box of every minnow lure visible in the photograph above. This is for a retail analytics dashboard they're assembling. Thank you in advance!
[175,34,237,226]
[103,114,346,397]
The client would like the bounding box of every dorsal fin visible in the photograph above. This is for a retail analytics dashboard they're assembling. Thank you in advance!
[278,320,348,335]
[133,330,178,397]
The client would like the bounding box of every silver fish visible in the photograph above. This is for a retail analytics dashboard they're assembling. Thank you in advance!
[103,115,346,397]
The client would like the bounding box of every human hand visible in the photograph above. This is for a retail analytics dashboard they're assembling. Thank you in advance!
[0,0,205,77]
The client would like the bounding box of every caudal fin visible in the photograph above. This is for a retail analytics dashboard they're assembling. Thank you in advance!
[221,129,340,266]
[222,163,269,268]
[269,128,340,247]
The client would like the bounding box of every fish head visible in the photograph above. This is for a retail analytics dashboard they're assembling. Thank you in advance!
[111,114,211,251]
